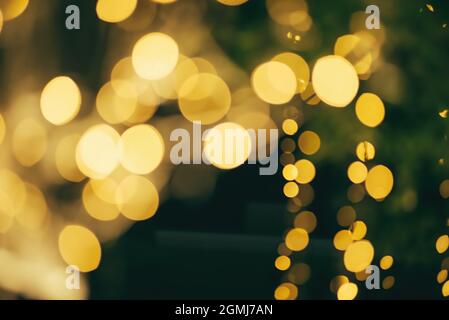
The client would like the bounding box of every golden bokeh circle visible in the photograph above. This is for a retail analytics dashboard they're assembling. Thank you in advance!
[119,124,164,175]
[344,240,374,273]
[380,255,394,270]
[76,124,120,179]
[58,225,102,272]
[251,61,296,105]
[0,0,28,21]
[347,161,368,184]
[132,32,179,80]
[116,175,159,221]
[312,55,359,107]
[96,0,137,23]
[283,181,299,198]
[275,255,291,271]
[355,93,385,128]
[356,141,375,162]
[337,282,358,300]
[294,159,316,184]
[272,52,310,94]
[333,230,353,251]
[203,122,252,170]
[179,73,231,124]
[40,76,81,126]
[365,165,394,200]
[298,131,320,155]
[285,228,309,251]
[436,235,449,254]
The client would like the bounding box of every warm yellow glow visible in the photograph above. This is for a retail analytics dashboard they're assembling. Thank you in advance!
[96,0,137,23]
[282,119,298,135]
[351,221,367,240]
[0,169,26,219]
[76,124,120,179]
[380,255,394,270]
[274,282,298,300]
[272,52,310,93]
[337,282,358,300]
[443,280,449,297]
[111,56,152,96]
[0,0,28,21]
[216,0,248,5]
[275,255,291,271]
[344,240,374,272]
[132,32,179,80]
[274,285,290,300]
[40,76,81,125]
[96,81,137,124]
[119,124,164,174]
[203,122,252,170]
[312,55,359,107]
[437,270,448,284]
[116,175,159,221]
[90,173,123,205]
[294,159,316,184]
[436,235,449,254]
[83,181,120,221]
[274,283,298,300]
[294,211,317,233]
[125,103,158,126]
[251,61,296,105]
[355,93,385,128]
[333,230,353,251]
[285,228,309,251]
[337,205,356,227]
[12,118,47,167]
[55,134,85,183]
[282,164,298,181]
[365,165,394,200]
[179,73,231,124]
[441,280,449,297]
[15,183,47,231]
[58,225,102,272]
[283,181,299,198]
[356,141,375,162]
[298,131,320,155]
[347,161,368,184]
[152,55,199,100]
[330,275,349,293]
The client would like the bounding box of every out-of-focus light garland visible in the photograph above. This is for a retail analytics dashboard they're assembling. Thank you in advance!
[0,0,446,300]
